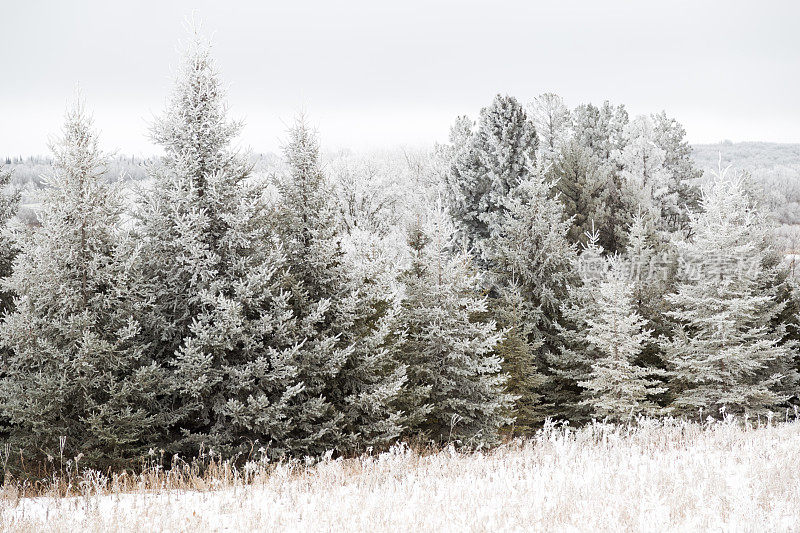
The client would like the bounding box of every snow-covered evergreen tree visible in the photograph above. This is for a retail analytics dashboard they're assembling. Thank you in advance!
[661,175,798,418]
[549,139,614,247]
[0,97,162,469]
[328,153,405,237]
[135,28,303,457]
[614,116,672,231]
[271,116,405,455]
[625,211,675,372]
[651,111,702,233]
[444,95,537,254]
[572,101,631,252]
[579,257,666,421]
[483,175,577,425]
[613,114,701,239]
[573,101,628,163]
[395,210,511,446]
[556,226,609,422]
[492,285,546,434]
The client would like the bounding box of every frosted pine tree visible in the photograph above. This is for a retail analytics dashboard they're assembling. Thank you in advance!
[444,95,537,253]
[614,115,695,238]
[651,112,701,233]
[135,28,303,457]
[572,101,631,252]
[395,210,511,445]
[661,175,798,418]
[550,139,615,247]
[573,101,628,163]
[0,97,162,469]
[272,116,405,455]
[614,114,701,239]
[579,257,666,421]
[483,175,578,425]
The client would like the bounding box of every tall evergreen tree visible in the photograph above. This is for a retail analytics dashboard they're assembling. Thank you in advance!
[549,139,614,247]
[272,116,405,455]
[444,95,537,254]
[661,176,798,418]
[573,101,628,163]
[557,226,608,422]
[572,101,631,252]
[614,116,672,232]
[483,175,577,425]
[0,97,162,470]
[135,29,302,457]
[395,211,511,445]
[651,111,702,234]
[624,211,675,372]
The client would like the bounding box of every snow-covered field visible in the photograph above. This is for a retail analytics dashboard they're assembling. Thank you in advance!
[2,419,799,532]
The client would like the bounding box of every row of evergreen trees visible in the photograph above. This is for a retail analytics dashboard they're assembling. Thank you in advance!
[0,29,798,472]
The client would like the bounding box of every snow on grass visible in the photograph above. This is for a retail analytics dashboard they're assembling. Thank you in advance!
[2,418,800,532]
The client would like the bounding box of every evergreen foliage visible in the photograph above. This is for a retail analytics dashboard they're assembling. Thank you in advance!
[0,97,162,469]
[134,29,301,456]
[579,257,666,421]
[0,27,796,473]
[271,116,405,455]
[482,175,577,424]
[0,165,20,315]
[529,93,572,170]
[549,140,614,247]
[444,95,538,254]
[395,211,511,445]
[661,175,798,418]
[571,101,631,252]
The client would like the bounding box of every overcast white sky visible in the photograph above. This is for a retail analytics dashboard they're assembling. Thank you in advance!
[1,0,799,157]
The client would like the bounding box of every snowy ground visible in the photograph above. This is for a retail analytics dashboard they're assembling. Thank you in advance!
[2,419,800,532]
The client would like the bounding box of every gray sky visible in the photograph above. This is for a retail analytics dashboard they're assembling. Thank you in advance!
[2,0,799,157]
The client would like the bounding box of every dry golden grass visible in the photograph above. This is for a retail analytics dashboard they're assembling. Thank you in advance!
[2,418,800,532]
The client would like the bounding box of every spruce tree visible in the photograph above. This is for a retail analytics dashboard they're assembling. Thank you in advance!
[549,139,614,247]
[272,116,405,455]
[135,29,301,457]
[0,97,162,470]
[444,94,537,254]
[395,210,511,446]
[661,176,798,418]
[579,257,666,421]
[556,226,610,422]
[625,211,675,377]
[483,175,578,425]
[492,286,546,434]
